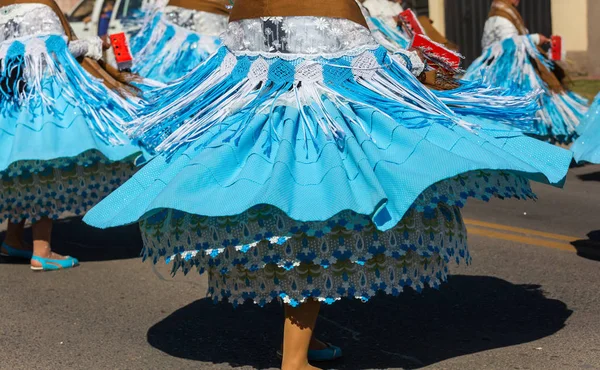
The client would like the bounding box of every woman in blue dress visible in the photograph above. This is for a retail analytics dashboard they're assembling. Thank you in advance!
[361,0,542,129]
[85,0,572,368]
[463,0,588,143]
[0,0,144,271]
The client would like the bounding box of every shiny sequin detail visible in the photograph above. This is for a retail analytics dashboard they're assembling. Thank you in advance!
[222,17,377,55]
[0,4,64,42]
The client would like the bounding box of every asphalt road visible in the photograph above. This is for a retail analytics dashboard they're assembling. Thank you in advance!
[1,165,599,370]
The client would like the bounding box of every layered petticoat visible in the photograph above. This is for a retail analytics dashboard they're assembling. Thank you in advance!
[0,34,143,222]
[130,8,226,83]
[571,93,600,164]
[464,36,588,143]
[85,17,571,306]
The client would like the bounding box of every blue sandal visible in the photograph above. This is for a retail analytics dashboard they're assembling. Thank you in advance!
[30,255,79,271]
[0,242,33,260]
[308,343,343,362]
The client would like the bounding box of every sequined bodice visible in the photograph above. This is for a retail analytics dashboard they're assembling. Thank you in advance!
[0,3,65,42]
[164,6,228,36]
[222,17,377,55]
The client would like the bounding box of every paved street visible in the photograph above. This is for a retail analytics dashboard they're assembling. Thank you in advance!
[1,165,600,370]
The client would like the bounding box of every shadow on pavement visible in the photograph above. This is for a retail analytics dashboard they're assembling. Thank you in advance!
[0,217,143,263]
[577,171,600,182]
[147,275,571,369]
[571,230,600,262]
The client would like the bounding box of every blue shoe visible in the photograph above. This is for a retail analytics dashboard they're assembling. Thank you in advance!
[30,255,79,271]
[0,242,33,260]
[308,343,343,362]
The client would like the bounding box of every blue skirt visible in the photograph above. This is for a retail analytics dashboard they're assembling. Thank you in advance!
[464,36,588,143]
[84,44,571,306]
[0,34,143,222]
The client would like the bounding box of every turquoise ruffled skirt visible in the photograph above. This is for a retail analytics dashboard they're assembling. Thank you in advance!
[85,43,571,306]
[464,36,588,143]
[367,16,541,129]
[0,34,143,222]
[572,93,600,164]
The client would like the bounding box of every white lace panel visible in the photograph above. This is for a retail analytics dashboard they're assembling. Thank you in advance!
[222,17,378,56]
[0,3,65,42]
[164,6,228,36]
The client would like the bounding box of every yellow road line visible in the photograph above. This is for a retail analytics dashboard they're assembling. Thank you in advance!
[467,226,577,253]
[464,218,579,242]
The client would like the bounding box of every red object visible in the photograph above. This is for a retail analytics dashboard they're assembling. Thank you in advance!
[110,32,133,71]
[398,9,424,36]
[411,33,461,70]
[551,35,562,61]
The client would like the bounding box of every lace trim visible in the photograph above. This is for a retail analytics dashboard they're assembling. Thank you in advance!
[222,17,378,56]
[208,250,456,307]
[141,204,469,306]
[227,43,381,60]
[390,50,425,76]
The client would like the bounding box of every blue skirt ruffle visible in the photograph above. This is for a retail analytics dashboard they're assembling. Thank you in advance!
[572,93,600,164]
